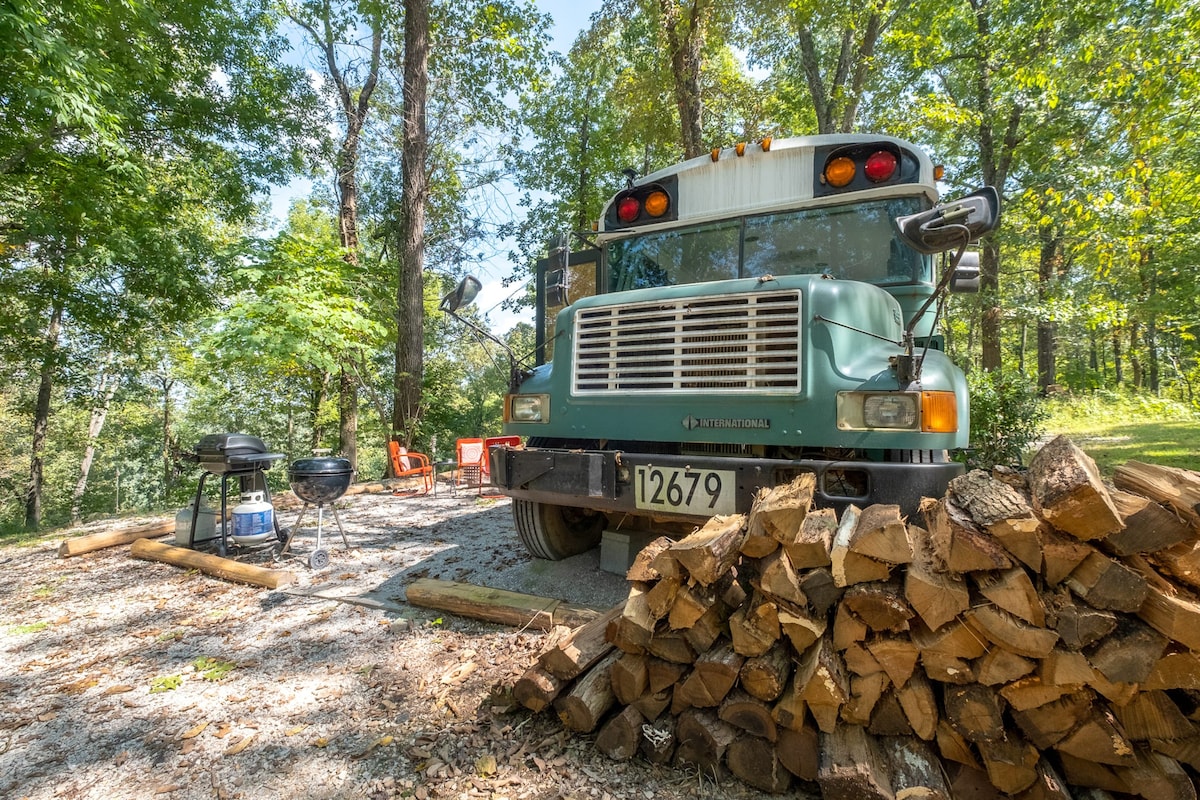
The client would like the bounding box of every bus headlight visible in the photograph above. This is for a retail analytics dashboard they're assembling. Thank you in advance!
[836,391,958,432]
[837,392,919,430]
[507,394,549,423]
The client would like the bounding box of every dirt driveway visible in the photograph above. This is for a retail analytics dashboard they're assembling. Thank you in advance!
[0,490,798,800]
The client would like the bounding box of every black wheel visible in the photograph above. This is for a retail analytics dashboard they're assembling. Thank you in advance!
[512,499,605,561]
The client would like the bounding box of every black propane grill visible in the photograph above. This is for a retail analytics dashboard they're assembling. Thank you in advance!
[183,433,286,555]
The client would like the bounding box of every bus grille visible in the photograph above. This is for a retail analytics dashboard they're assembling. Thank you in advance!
[573,291,802,394]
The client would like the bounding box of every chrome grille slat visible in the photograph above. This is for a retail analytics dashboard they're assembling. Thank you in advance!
[572,291,802,394]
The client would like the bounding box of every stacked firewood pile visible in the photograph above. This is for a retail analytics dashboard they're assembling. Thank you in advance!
[513,435,1200,799]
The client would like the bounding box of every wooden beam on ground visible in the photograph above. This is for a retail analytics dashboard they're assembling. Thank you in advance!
[404,578,606,630]
[130,538,296,589]
[58,517,174,557]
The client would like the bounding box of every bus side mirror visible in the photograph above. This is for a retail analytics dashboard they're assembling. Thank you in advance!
[439,275,482,313]
[544,235,569,307]
[949,251,981,293]
[895,187,1000,254]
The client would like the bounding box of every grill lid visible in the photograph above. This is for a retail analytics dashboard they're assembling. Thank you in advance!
[196,433,269,459]
[289,457,354,476]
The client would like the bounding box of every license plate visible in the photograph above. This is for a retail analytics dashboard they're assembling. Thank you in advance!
[634,465,737,516]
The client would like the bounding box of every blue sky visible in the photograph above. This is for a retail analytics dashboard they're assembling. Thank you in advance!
[265,0,605,333]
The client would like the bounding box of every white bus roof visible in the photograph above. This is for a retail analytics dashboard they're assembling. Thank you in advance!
[597,134,939,239]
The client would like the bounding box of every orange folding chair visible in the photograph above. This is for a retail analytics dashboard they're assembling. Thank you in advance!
[387,441,433,495]
[454,438,485,493]
[479,435,521,497]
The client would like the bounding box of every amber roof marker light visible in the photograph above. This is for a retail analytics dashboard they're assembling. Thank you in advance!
[823,156,856,187]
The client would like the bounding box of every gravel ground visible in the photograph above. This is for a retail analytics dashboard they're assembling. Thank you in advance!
[0,487,802,800]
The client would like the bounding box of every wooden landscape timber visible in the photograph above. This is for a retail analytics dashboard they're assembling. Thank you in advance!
[512,444,1200,798]
[130,538,297,589]
[405,578,608,631]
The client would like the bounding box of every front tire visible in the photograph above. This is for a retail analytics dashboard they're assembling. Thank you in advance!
[512,499,605,560]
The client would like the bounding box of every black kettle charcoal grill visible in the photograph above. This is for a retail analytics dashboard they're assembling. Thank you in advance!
[280,457,355,570]
[183,433,286,555]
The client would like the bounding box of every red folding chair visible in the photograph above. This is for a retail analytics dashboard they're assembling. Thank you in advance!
[479,435,521,497]
[387,441,433,495]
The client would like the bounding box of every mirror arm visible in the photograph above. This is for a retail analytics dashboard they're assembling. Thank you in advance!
[897,231,971,385]
[442,309,529,394]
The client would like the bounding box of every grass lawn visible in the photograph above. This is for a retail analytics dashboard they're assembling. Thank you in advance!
[1039,392,1200,476]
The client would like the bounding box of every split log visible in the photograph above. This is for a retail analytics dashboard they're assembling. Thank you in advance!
[776,719,819,781]
[921,496,1014,573]
[745,474,814,555]
[639,714,676,764]
[817,724,894,800]
[645,629,695,664]
[1148,539,1200,593]
[1114,749,1197,800]
[1113,460,1200,527]
[1144,648,1200,690]
[1028,434,1123,539]
[131,539,296,589]
[626,536,674,582]
[1113,691,1193,741]
[883,736,951,800]
[943,683,1005,744]
[1011,690,1095,749]
[725,736,792,793]
[785,506,837,569]
[1017,760,1072,800]
[718,688,777,740]
[777,604,825,653]
[538,605,622,680]
[596,704,644,760]
[610,652,649,705]
[1138,584,1200,651]
[673,708,738,773]
[949,468,1043,571]
[675,641,743,708]
[631,687,672,721]
[1056,751,1130,793]
[1050,594,1118,649]
[59,516,173,557]
[978,735,1040,794]
[682,605,724,654]
[799,566,844,616]
[1000,676,1074,711]
[974,567,1045,626]
[975,647,1035,686]
[1066,549,1149,612]
[1054,706,1137,766]
[644,575,681,620]
[842,580,914,633]
[866,637,920,686]
[947,763,1007,800]
[848,504,913,564]
[728,593,780,657]
[756,548,807,606]
[667,582,718,629]
[844,642,883,677]
[513,665,567,712]
[1039,647,1094,686]
[1086,616,1168,684]
[801,637,849,733]
[1151,735,1200,771]
[771,670,809,732]
[1106,490,1194,555]
[965,604,1059,659]
[554,649,621,732]
[896,671,938,741]
[647,659,687,693]
[1042,527,1095,585]
[905,524,970,632]
[739,642,791,702]
[844,671,889,725]
[909,618,989,661]
[936,719,980,768]
[669,514,747,585]
[869,688,913,737]
[610,583,655,653]
[833,601,868,650]
[922,652,976,684]
[831,505,892,587]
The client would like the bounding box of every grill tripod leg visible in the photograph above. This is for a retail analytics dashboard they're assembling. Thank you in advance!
[330,505,351,548]
[280,504,309,556]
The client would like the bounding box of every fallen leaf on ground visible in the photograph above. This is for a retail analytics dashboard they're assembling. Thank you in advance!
[103,685,134,695]
[180,721,208,740]
[223,733,255,756]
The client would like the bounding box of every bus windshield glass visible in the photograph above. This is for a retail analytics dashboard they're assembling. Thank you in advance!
[607,197,929,292]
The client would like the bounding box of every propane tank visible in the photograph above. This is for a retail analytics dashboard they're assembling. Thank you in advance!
[175,500,218,546]
[231,491,274,544]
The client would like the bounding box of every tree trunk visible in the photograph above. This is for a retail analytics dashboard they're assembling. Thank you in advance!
[338,367,357,469]
[1037,216,1062,393]
[656,0,709,159]
[393,0,430,445]
[71,372,119,525]
[1112,328,1123,385]
[161,375,175,502]
[26,299,62,530]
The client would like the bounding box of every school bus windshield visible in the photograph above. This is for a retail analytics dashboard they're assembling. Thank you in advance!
[606,197,930,292]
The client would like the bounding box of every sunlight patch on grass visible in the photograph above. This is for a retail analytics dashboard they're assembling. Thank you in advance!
[1042,392,1200,475]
